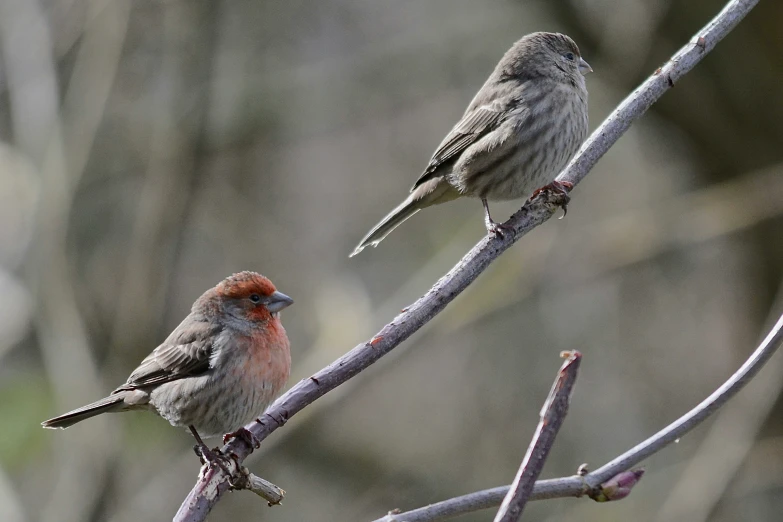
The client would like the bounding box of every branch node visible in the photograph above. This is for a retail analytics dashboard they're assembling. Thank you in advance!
[265,410,289,427]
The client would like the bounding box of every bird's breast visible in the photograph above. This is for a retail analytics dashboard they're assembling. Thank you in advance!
[453,83,587,201]
[236,321,291,391]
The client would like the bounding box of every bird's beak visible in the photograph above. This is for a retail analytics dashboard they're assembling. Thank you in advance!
[578,57,593,75]
[266,291,294,313]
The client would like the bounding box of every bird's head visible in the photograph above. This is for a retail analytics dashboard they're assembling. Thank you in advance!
[198,271,294,326]
[499,32,592,83]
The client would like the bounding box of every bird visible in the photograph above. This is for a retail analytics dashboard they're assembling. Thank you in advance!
[350,32,591,257]
[42,271,293,456]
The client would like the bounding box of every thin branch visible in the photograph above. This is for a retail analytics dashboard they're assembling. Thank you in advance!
[374,312,783,522]
[494,351,581,522]
[224,464,285,507]
[651,281,783,522]
[243,473,285,506]
[174,0,760,519]
[584,312,783,483]
[558,0,759,190]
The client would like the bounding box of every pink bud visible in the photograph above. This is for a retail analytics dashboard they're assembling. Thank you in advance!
[593,469,645,502]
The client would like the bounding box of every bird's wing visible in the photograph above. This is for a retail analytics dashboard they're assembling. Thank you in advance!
[412,102,508,190]
[116,319,221,390]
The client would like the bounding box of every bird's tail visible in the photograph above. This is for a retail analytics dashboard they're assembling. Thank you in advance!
[350,196,421,257]
[350,179,459,257]
[41,394,127,429]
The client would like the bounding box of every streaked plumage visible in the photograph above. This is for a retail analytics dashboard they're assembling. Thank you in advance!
[351,32,591,256]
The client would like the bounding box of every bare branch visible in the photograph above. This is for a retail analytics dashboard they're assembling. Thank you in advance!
[174,0,760,519]
[243,473,285,506]
[651,281,783,521]
[372,471,645,522]
[583,312,783,483]
[173,452,285,520]
[557,0,759,190]
[375,312,783,522]
[493,351,581,522]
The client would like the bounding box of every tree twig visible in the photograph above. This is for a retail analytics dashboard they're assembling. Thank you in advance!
[651,281,783,522]
[374,311,783,522]
[493,351,581,522]
[174,0,760,519]
[224,463,285,507]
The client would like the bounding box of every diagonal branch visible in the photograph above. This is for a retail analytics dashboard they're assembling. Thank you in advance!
[174,0,760,519]
[493,351,581,522]
[374,311,783,522]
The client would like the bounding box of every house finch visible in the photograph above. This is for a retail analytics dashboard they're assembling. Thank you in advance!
[42,271,293,452]
[350,32,591,256]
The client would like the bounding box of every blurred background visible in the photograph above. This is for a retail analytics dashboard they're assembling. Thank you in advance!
[1,0,782,521]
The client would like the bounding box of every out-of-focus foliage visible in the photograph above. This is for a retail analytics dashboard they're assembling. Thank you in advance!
[1,1,782,521]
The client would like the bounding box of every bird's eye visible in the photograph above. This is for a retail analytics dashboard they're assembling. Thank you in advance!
[249,294,261,303]
[564,52,575,61]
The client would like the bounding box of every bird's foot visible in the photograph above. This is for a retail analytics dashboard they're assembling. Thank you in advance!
[190,425,234,478]
[485,218,515,239]
[223,427,261,449]
[193,442,233,476]
[482,198,514,239]
[192,443,247,487]
[530,180,573,217]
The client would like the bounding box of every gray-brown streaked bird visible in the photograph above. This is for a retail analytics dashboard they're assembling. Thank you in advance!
[351,32,591,256]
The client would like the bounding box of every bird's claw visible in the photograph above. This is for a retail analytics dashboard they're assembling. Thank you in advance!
[481,198,514,239]
[485,219,515,239]
[225,454,247,489]
[531,180,573,217]
[193,442,234,479]
[192,442,211,465]
[223,427,261,449]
